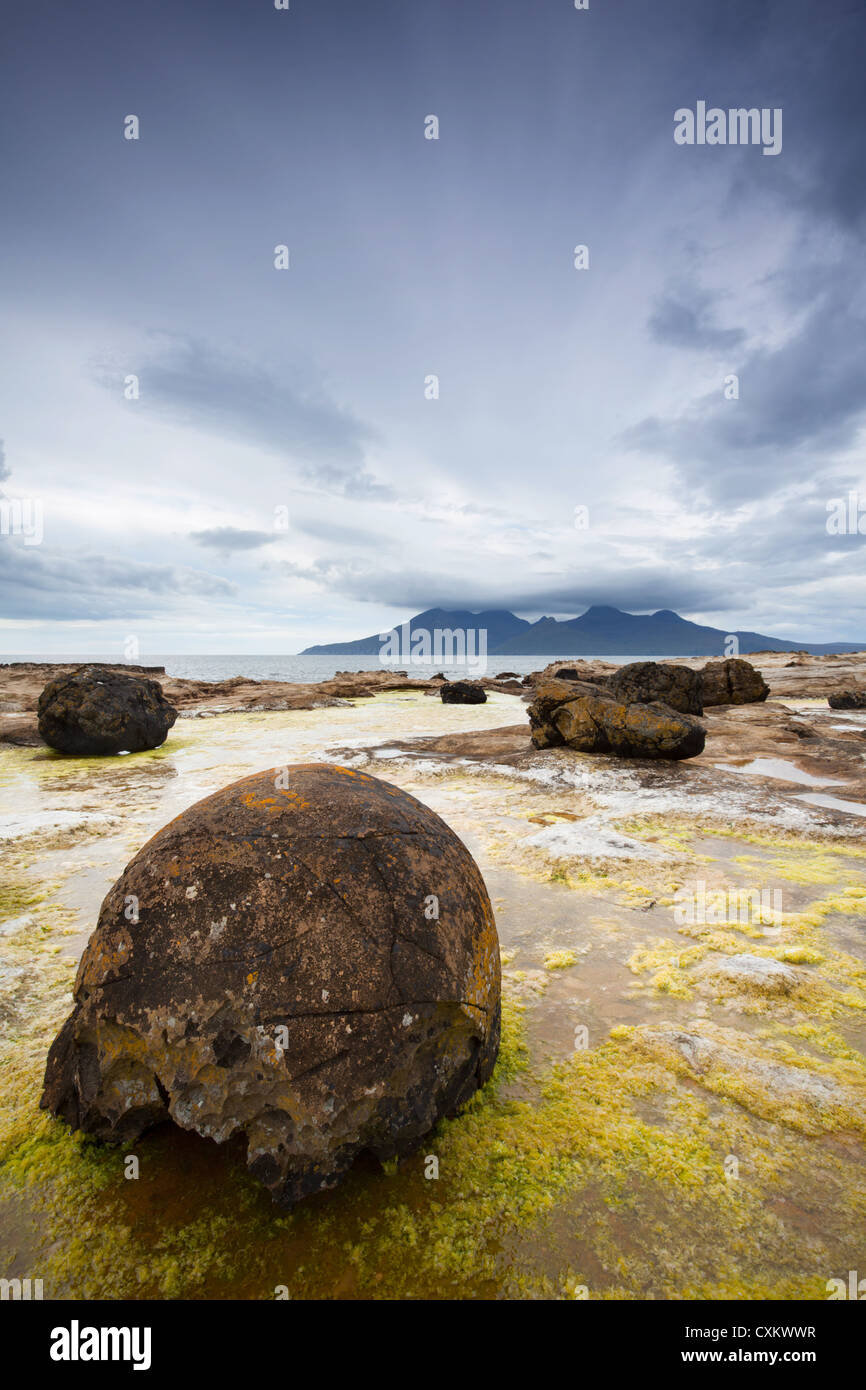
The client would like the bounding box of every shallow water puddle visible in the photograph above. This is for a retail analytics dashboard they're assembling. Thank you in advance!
[715,757,845,787]
[794,793,866,818]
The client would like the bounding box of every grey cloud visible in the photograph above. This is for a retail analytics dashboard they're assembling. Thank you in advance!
[624,275,866,503]
[292,518,391,548]
[0,440,8,482]
[276,556,730,617]
[0,543,236,621]
[190,527,280,551]
[648,286,745,352]
[733,1,866,236]
[93,336,391,498]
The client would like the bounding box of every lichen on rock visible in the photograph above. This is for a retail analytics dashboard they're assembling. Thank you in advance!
[40,764,501,1206]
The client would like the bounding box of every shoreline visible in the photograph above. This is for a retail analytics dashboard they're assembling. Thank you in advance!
[3,650,866,749]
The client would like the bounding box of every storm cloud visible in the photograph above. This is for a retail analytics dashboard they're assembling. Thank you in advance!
[1,0,864,652]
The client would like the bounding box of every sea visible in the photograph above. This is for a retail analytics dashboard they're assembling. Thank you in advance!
[1,653,664,682]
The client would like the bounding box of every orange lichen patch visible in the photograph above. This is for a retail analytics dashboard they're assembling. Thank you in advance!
[241,792,280,811]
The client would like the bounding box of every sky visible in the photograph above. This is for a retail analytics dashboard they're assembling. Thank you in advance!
[1,0,865,656]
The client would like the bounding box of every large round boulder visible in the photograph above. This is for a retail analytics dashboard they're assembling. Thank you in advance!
[37,666,177,755]
[41,764,501,1206]
[607,661,703,716]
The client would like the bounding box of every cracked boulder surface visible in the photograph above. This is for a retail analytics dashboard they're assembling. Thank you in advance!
[37,665,178,755]
[40,763,501,1206]
[606,661,704,716]
[698,658,769,707]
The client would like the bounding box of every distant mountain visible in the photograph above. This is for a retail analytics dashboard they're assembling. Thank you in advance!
[302,605,866,657]
[302,608,530,656]
[493,606,866,656]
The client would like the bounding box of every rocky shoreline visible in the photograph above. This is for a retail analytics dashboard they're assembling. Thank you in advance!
[2,650,864,749]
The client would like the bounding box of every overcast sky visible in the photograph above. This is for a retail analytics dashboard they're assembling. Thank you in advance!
[1,0,865,655]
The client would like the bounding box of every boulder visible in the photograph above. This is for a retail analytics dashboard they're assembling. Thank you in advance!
[37,666,177,756]
[606,661,703,716]
[529,678,608,722]
[698,658,769,707]
[440,680,487,704]
[41,764,500,1207]
[828,689,866,710]
[527,678,611,748]
[553,696,706,760]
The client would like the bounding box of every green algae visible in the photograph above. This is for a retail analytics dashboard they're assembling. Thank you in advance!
[543,950,578,971]
[3,986,865,1300]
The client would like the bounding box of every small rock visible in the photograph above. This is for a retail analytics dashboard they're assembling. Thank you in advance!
[440,681,487,705]
[702,953,798,995]
[828,689,866,710]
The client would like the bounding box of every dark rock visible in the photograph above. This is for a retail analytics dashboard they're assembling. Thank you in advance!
[553,696,706,760]
[553,667,581,680]
[698,658,769,706]
[828,689,866,710]
[440,681,487,704]
[41,764,500,1207]
[37,666,177,756]
[494,671,521,680]
[607,661,703,716]
[527,679,611,747]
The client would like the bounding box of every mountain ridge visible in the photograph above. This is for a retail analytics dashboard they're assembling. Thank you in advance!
[301,606,866,657]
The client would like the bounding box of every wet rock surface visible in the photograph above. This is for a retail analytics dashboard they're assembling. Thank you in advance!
[632,1024,866,1136]
[40,763,501,1206]
[699,953,799,995]
[37,666,178,756]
